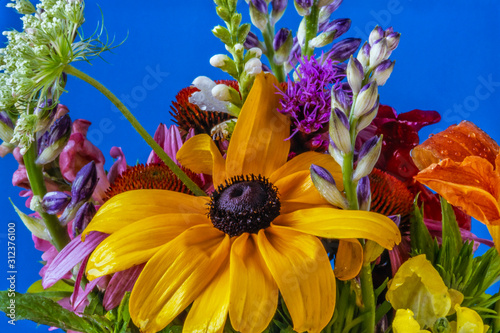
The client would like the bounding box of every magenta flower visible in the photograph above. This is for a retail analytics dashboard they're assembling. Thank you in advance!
[278,55,345,152]
[147,123,194,165]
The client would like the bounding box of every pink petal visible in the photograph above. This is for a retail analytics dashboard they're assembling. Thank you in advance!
[73,276,104,311]
[43,232,108,289]
[103,264,144,310]
[107,147,127,184]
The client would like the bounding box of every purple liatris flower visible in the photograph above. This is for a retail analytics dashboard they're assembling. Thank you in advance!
[278,54,345,151]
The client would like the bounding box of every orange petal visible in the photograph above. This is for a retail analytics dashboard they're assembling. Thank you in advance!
[176,133,226,187]
[257,227,335,333]
[270,151,343,190]
[412,120,499,170]
[334,239,363,280]
[229,233,278,333]
[130,225,229,333]
[415,156,500,225]
[225,73,290,178]
[83,190,209,237]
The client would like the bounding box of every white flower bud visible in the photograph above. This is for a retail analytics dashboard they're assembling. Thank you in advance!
[248,47,263,58]
[210,54,231,68]
[353,82,378,118]
[212,84,232,102]
[244,58,263,75]
[347,56,364,95]
[369,38,388,69]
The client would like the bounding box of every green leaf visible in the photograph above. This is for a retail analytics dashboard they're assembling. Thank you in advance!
[237,23,251,44]
[440,197,463,256]
[410,201,437,263]
[10,199,51,241]
[84,291,106,316]
[0,291,113,332]
[27,279,74,300]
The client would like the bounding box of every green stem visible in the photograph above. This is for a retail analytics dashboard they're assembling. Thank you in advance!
[63,65,206,197]
[302,3,320,57]
[23,145,70,251]
[360,262,376,333]
[342,152,358,210]
[262,22,285,83]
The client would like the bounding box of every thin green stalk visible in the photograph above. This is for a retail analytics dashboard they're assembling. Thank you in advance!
[262,22,285,83]
[23,144,70,251]
[494,292,500,333]
[342,152,358,210]
[63,65,206,197]
[359,262,376,333]
[302,3,320,57]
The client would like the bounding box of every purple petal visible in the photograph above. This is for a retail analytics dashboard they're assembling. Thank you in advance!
[334,108,349,129]
[0,111,14,129]
[272,0,287,13]
[244,31,260,49]
[71,161,97,204]
[103,264,144,310]
[311,164,336,185]
[326,38,362,62]
[323,18,351,39]
[43,232,108,288]
[42,191,71,215]
[252,0,268,14]
[274,28,291,51]
[358,135,379,161]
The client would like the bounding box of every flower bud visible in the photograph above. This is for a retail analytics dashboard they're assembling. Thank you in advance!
[353,81,378,118]
[329,108,351,154]
[347,56,364,94]
[369,37,388,68]
[72,202,96,236]
[322,18,351,38]
[356,175,371,211]
[368,26,384,46]
[356,101,379,133]
[371,60,395,86]
[248,47,263,58]
[36,114,71,165]
[42,191,71,215]
[212,84,242,107]
[310,164,348,209]
[210,54,237,77]
[244,31,261,49]
[190,76,231,112]
[71,161,98,204]
[271,0,287,24]
[318,0,339,7]
[34,99,57,133]
[0,111,14,143]
[6,0,36,15]
[353,135,382,181]
[386,31,401,51]
[329,140,344,166]
[244,58,263,75]
[273,28,293,64]
[318,0,342,25]
[294,0,314,16]
[325,38,362,62]
[250,0,269,30]
[331,88,351,113]
[357,41,370,68]
[433,318,451,333]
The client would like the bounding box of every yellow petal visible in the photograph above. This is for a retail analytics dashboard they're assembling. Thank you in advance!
[392,309,430,333]
[229,233,278,333]
[183,261,230,333]
[176,133,226,187]
[448,289,465,315]
[86,213,209,279]
[83,190,209,237]
[415,156,500,225]
[273,208,401,249]
[257,227,335,333]
[455,305,486,333]
[274,170,328,204]
[386,254,451,328]
[334,239,363,280]
[269,151,343,190]
[225,73,290,178]
[363,240,386,264]
[130,225,230,333]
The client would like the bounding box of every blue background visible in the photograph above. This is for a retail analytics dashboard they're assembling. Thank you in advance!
[0,0,500,331]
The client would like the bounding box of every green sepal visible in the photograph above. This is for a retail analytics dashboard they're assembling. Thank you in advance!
[27,279,74,301]
[216,6,231,22]
[10,198,52,241]
[237,23,251,44]
[231,13,242,30]
[0,291,112,332]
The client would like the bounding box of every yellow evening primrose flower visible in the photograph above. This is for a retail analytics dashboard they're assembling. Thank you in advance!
[386,254,463,329]
[83,73,401,333]
[451,305,489,333]
[392,309,431,333]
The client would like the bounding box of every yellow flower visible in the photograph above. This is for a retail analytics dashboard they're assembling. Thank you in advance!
[392,309,431,333]
[84,73,400,333]
[386,255,463,328]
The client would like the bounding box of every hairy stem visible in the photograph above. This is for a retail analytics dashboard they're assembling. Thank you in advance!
[23,145,70,251]
[262,22,285,83]
[63,65,206,197]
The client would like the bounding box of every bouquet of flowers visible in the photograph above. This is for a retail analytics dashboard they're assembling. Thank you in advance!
[1,0,500,332]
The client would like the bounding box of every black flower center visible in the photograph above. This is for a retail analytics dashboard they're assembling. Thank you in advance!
[208,174,280,237]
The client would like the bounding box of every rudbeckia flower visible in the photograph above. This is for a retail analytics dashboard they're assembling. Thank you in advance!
[83,73,400,333]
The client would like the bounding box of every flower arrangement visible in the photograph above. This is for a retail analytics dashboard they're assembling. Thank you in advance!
[0,1,500,333]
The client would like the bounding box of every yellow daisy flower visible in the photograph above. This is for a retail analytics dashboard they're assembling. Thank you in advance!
[83,73,401,333]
